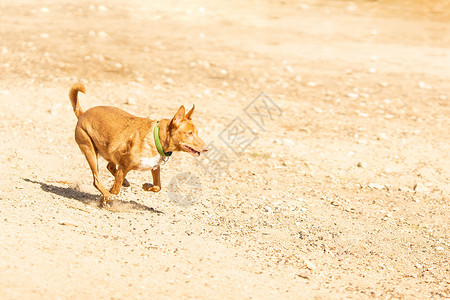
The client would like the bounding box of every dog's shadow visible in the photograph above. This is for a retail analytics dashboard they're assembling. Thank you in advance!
[23,178,162,213]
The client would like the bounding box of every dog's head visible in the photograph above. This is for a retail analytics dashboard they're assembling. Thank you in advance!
[168,105,208,156]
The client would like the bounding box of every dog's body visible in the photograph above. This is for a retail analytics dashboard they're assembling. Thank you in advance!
[69,83,207,206]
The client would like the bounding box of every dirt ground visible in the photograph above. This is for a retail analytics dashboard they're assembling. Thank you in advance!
[0,0,449,298]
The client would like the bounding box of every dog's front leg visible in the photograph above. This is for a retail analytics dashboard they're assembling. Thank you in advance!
[142,166,161,192]
[110,167,129,195]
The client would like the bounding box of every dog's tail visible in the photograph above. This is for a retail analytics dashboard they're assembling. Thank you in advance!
[69,83,85,119]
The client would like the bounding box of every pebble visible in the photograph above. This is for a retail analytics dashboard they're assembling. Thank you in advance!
[307,81,317,87]
[356,110,369,117]
[347,93,359,99]
[126,97,137,105]
[299,4,309,10]
[40,33,50,39]
[418,81,431,89]
[413,183,428,193]
[49,103,62,115]
[305,260,316,270]
[379,81,389,87]
[357,162,366,168]
[59,221,78,227]
[368,183,384,190]
[399,186,412,193]
[285,65,294,74]
[368,68,377,73]
[98,31,109,38]
[98,5,109,12]
[264,206,273,213]
[377,133,388,140]
[164,78,174,85]
[436,246,444,251]
[282,138,295,146]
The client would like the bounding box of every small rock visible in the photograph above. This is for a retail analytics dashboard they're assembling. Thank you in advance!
[40,7,50,13]
[413,183,428,193]
[40,33,50,39]
[368,68,377,73]
[299,4,309,10]
[49,103,62,115]
[59,221,78,227]
[313,107,323,113]
[164,77,174,85]
[305,260,316,270]
[357,162,366,168]
[368,183,384,190]
[282,138,295,146]
[379,81,389,87]
[126,97,136,105]
[399,186,412,193]
[383,168,393,174]
[98,31,108,38]
[347,93,359,99]
[285,65,294,73]
[376,133,388,140]
[307,81,317,87]
[264,206,273,213]
[356,110,369,117]
[436,246,444,251]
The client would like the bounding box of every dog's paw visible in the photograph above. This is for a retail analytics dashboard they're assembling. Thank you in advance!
[100,194,114,208]
[122,178,130,187]
[142,183,161,193]
[142,183,153,191]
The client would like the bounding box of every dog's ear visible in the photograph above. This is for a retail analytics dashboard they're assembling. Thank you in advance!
[185,104,195,120]
[171,105,185,128]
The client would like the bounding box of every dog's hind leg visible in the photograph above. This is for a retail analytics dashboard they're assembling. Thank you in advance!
[106,162,130,187]
[75,127,113,206]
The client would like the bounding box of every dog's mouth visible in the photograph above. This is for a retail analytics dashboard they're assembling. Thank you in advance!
[183,145,202,157]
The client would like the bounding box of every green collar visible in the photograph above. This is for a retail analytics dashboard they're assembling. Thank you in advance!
[154,121,172,157]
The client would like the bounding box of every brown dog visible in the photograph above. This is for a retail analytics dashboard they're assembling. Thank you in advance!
[69,83,208,206]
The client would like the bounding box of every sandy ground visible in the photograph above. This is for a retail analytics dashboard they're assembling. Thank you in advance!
[0,0,449,298]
